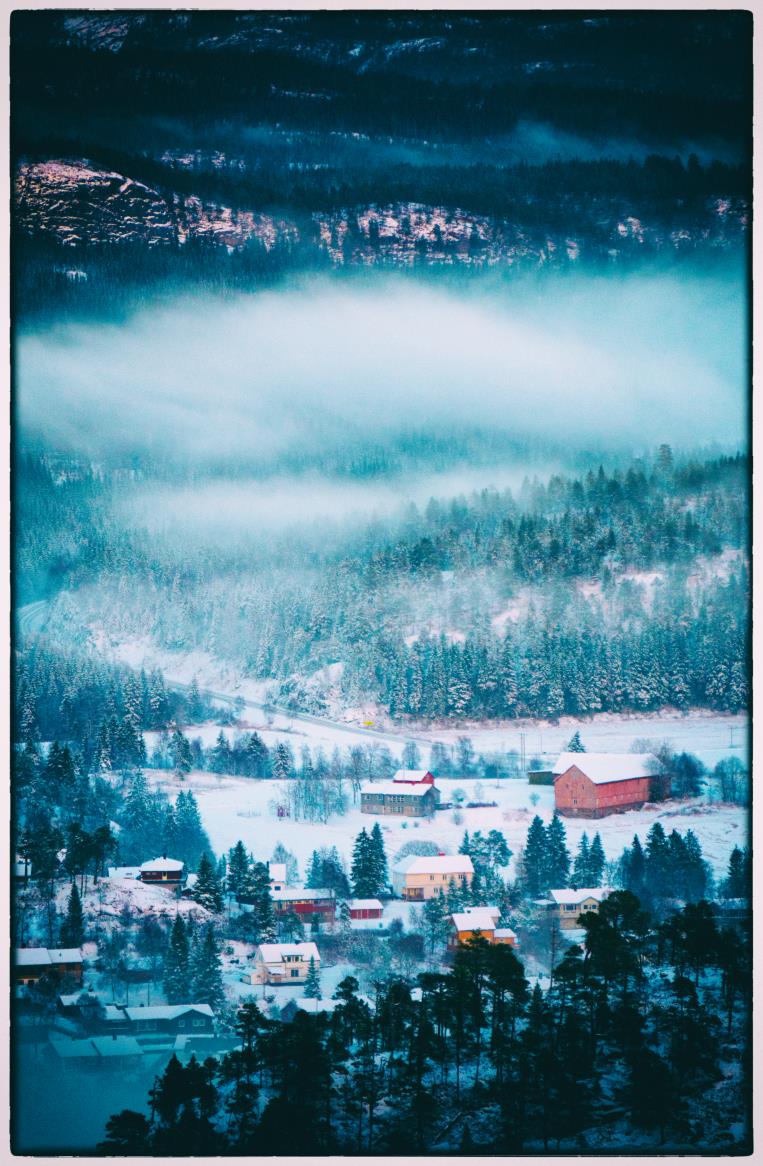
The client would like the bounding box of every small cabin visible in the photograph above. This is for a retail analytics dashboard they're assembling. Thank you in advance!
[361,770,440,817]
[139,856,187,884]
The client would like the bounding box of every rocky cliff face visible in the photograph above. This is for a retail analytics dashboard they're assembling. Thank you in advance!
[14,159,748,272]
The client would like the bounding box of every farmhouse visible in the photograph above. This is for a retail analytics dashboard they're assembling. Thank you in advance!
[448,905,518,949]
[139,856,187,884]
[392,854,474,901]
[361,769,440,816]
[249,942,321,985]
[540,887,613,930]
[14,947,84,986]
[270,886,336,922]
[553,752,663,817]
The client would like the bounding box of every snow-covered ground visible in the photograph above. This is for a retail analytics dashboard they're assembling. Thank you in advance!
[143,770,747,880]
[109,631,749,770]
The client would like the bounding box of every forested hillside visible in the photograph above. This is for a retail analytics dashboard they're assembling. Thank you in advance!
[16,448,748,723]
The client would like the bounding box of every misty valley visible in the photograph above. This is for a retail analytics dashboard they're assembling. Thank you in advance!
[11,10,751,1159]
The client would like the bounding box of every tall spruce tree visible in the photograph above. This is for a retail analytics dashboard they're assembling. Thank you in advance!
[588,834,606,886]
[190,925,225,1010]
[60,881,85,947]
[567,731,586,752]
[522,816,548,897]
[351,828,377,898]
[572,833,591,887]
[164,914,192,1003]
[368,823,388,894]
[545,814,571,888]
[191,853,224,914]
[304,956,321,999]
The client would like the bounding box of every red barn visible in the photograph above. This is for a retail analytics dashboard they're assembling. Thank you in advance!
[270,887,336,922]
[553,752,662,817]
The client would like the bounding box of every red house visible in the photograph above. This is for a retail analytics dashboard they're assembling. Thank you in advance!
[271,887,336,922]
[553,752,662,817]
[349,898,383,921]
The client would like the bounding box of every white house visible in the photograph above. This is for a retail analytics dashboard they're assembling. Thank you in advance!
[248,942,321,985]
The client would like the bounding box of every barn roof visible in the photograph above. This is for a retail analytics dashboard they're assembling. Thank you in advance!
[552,752,659,784]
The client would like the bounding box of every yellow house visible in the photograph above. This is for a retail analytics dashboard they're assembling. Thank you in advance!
[248,942,320,986]
[392,855,474,901]
[542,888,612,930]
[448,906,518,950]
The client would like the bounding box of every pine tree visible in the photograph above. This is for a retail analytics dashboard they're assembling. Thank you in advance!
[227,841,250,896]
[721,846,750,899]
[588,834,606,886]
[192,853,224,914]
[351,828,377,898]
[304,956,321,999]
[164,915,192,1003]
[572,833,591,888]
[368,822,388,894]
[190,924,225,1010]
[240,862,275,940]
[522,816,548,897]
[567,731,586,752]
[60,881,85,947]
[546,814,571,888]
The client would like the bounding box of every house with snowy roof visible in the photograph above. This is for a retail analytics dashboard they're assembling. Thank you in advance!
[448,905,518,950]
[138,856,187,884]
[14,947,84,985]
[361,769,440,816]
[269,886,336,922]
[538,887,613,929]
[248,942,320,985]
[348,898,384,928]
[121,1004,215,1036]
[553,752,665,817]
[392,854,474,901]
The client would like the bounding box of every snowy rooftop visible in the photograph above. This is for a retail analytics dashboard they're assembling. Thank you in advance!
[123,1004,214,1021]
[393,855,474,876]
[495,927,517,939]
[271,886,334,902]
[349,898,383,911]
[393,769,433,783]
[257,942,320,964]
[140,857,185,872]
[452,908,498,932]
[549,887,612,906]
[15,947,82,966]
[15,948,50,965]
[552,752,659,784]
[289,997,338,1014]
[361,780,433,797]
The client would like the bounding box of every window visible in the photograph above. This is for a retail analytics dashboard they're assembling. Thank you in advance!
[192,1018,205,1028]
[291,969,300,978]
[178,1019,186,1029]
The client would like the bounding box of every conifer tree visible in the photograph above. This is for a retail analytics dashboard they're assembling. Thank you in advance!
[304,956,321,999]
[368,822,388,894]
[351,828,377,898]
[588,834,606,886]
[567,731,586,752]
[192,853,224,914]
[240,861,275,940]
[521,815,548,897]
[227,841,250,896]
[190,925,225,1010]
[572,833,591,887]
[546,814,571,888]
[164,914,192,1003]
[60,881,85,948]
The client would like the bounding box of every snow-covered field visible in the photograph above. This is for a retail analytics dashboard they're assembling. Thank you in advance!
[144,769,747,880]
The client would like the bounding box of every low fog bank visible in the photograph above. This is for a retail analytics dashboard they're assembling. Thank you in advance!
[17,272,746,481]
